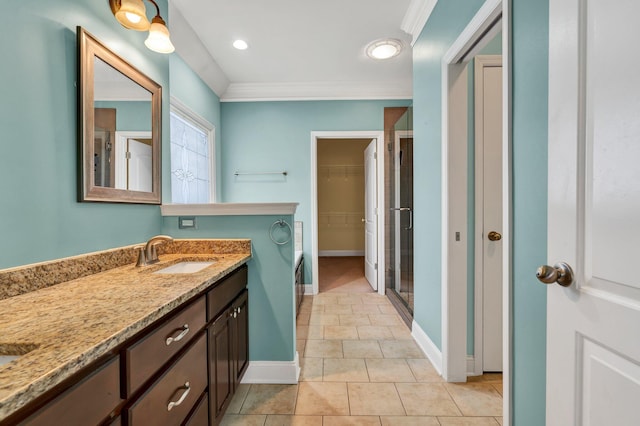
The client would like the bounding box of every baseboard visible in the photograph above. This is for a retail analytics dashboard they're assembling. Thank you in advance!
[240,352,300,384]
[411,320,443,375]
[303,284,314,295]
[467,355,477,376]
[318,250,365,257]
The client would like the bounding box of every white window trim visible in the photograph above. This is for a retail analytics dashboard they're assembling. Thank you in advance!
[169,96,216,203]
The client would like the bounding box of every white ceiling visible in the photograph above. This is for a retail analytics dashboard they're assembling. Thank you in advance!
[169,0,420,101]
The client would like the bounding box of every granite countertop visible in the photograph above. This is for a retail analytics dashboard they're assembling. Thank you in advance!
[0,242,251,420]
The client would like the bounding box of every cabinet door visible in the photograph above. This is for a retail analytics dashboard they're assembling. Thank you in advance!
[232,290,249,385]
[208,307,233,425]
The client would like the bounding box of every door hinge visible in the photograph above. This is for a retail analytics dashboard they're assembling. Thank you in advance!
[125,151,131,159]
[374,151,377,160]
[374,262,378,270]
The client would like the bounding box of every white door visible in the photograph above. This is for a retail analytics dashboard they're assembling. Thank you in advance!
[475,56,503,373]
[546,1,640,424]
[128,139,153,192]
[364,140,377,290]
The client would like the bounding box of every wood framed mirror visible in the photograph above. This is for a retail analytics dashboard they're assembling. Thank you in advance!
[78,27,161,204]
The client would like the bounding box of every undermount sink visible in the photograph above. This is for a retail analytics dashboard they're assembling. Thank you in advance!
[0,356,20,367]
[0,343,38,367]
[153,261,215,274]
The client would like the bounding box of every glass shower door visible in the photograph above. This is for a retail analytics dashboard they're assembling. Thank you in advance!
[385,107,414,320]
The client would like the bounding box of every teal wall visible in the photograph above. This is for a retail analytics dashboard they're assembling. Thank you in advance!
[94,101,152,131]
[162,215,295,361]
[0,0,170,269]
[511,0,549,423]
[411,0,485,350]
[413,1,549,423]
[169,54,222,201]
[220,100,411,283]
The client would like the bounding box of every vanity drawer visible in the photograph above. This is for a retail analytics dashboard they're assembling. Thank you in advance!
[126,332,207,425]
[184,391,209,426]
[23,356,120,426]
[207,265,248,320]
[124,296,206,396]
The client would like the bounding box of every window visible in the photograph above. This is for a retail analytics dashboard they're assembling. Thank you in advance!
[169,98,215,203]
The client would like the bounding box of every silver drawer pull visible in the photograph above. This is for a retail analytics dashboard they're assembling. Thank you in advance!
[165,324,189,346]
[167,381,191,411]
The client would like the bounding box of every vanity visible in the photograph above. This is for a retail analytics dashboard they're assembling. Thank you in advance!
[0,239,251,425]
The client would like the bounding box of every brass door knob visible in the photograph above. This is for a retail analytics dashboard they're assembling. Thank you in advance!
[487,231,502,241]
[536,262,574,287]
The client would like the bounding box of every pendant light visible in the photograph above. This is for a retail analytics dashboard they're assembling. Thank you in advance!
[109,0,150,31]
[109,0,174,54]
[145,15,175,54]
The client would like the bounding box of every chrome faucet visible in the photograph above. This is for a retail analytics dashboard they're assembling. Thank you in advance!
[135,235,174,266]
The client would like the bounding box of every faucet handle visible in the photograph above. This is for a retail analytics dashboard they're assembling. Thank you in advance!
[134,245,147,267]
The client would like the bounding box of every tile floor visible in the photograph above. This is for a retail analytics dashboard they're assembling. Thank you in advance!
[221,290,503,425]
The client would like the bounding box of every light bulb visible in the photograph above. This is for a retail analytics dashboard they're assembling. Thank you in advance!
[125,12,142,24]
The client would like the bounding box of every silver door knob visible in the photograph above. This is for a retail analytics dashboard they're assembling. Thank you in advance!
[536,262,574,287]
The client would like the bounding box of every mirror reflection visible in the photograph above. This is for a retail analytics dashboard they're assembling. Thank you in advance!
[78,27,161,204]
[93,58,153,191]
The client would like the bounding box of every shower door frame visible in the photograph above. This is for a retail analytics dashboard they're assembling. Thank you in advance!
[393,130,414,299]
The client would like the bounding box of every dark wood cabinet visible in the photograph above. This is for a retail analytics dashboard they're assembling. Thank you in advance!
[21,356,121,426]
[125,333,207,425]
[184,392,209,426]
[232,290,249,384]
[208,307,233,422]
[123,296,206,397]
[6,264,249,426]
[207,266,249,426]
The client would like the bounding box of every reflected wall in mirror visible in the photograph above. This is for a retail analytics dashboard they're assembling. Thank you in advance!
[78,27,161,203]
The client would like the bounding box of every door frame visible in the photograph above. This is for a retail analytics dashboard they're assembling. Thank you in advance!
[114,130,152,190]
[441,0,512,423]
[473,54,503,376]
[310,131,386,296]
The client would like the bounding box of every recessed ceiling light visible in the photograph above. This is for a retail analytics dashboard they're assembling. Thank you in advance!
[233,40,248,50]
[366,38,403,60]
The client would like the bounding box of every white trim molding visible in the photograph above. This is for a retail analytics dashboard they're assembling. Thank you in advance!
[439,0,512,423]
[401,0,439,46]
[411,320,443,374]
[169,3,230,96]
[221,81,412,102]
[160,202,298,216]
[310,131,386,297]
[241,354,300,384]
[467,356,477,376]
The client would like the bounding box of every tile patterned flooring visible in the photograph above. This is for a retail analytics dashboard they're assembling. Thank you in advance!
[221,290,503,425]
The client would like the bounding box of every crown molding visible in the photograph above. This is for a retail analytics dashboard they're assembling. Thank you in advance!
[220,81,412,102]
[169,3,230,96]
[401,0,439,46]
